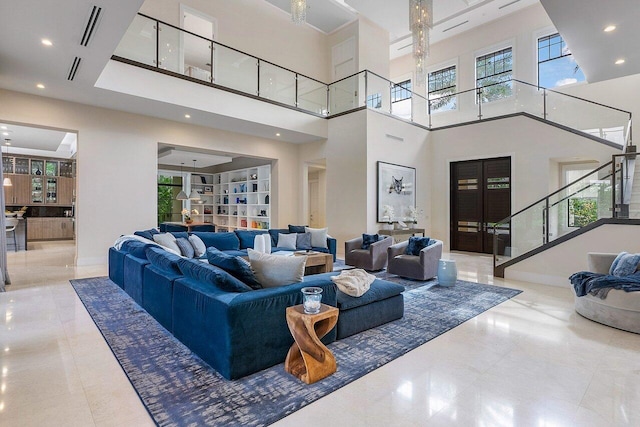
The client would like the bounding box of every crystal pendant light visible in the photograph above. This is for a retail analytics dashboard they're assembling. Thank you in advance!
[410,0,433,85]
[291,0,307,25]
[176,162,188,200]
[188,160,200,200]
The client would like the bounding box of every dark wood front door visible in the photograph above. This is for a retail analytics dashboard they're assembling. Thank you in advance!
[450,157,511,254]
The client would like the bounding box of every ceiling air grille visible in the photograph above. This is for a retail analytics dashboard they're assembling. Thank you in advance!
[68,57,82,81]
[80,5,102,47]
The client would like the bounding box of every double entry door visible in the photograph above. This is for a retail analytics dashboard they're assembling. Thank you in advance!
[450,157,511,254]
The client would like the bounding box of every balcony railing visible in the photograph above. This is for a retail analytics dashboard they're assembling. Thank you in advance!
[493,153,637,272]
[113,14,632,146]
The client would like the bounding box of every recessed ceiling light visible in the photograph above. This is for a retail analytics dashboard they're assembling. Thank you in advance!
[36,83,45,89]
[604,25,616,32]
[41,38,53,46]
[184,114,191,118]
[5,141,11,146]
[276,133,281,137]
[0,126,6,130]
[615,59,625,65]
[2,132,8,136]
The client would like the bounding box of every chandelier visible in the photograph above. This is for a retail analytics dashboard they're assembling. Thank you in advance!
[291,0,307,25]
[410,0,433,85]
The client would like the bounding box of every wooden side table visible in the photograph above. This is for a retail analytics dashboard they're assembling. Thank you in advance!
[293,251,334,275]
[284,304,339,384]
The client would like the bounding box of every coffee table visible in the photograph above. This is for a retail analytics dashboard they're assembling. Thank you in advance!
[294,251,333,275]
[284,304,339,384]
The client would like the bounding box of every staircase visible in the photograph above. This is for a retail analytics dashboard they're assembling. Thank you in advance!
[494,151,639,277]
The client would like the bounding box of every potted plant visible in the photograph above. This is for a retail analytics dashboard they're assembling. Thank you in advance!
[181,208,193,224]
[407,206,423,229]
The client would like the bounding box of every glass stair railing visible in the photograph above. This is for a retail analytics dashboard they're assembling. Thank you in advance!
[113,14,632,147]
[493,153,638,275]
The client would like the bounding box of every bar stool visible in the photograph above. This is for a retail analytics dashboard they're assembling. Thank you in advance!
[6,218,18,252]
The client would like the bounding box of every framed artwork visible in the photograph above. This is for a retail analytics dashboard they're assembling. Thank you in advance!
[377,161,416,222]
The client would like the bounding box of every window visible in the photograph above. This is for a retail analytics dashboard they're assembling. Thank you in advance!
[538,33,585,88]
[428,65,457,113]
[391,79,412,119]
[366,93,382,109]
[476,48,513,102]
[157,172,184,226]
[391,80,412,103]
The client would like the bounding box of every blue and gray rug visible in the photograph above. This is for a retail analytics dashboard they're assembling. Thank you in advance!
[71,276,521,427]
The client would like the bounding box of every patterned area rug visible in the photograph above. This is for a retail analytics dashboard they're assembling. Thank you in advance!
[71,277,521,427]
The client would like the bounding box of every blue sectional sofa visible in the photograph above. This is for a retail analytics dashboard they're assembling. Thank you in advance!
[108,231,404,380]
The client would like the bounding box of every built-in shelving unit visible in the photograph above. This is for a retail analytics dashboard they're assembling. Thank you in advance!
[206,165,270,231]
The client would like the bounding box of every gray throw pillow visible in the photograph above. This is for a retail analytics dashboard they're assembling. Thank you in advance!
[189,234,207,257]
[296,232,312,250]
[276,233,297,250]
[305,227,328,249]
[175,237,195,258]
[247,248,306,288]
[153,233,181,255]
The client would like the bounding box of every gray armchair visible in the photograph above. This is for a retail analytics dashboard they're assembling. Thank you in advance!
[387,239,443,280]
[345,235,394,271]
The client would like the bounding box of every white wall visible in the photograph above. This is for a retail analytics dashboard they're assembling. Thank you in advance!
[428,115,618,250]
[366,111,430,233]
[505,223,640,287]
[140,0,331,83]
[0,89,305,265]
[358,17,390,79]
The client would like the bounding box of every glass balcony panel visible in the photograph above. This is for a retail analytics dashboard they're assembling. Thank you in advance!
[429,88,476,128]
[494,200,546,267]
[513,81,544,117]
[113,14,157,67]
[328,72,364,115]
[546,90,630,146]
[259,62,296,107]
[157,23,181,73]
[366,73,391,114]
[297,77,327,115]
[183,32,212,82]
[214,44,258,95]
[411,95,429,127]
[479,80,516,120]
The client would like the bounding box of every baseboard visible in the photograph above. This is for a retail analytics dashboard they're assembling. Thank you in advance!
[76,255,108,266]
[504,270,570,287]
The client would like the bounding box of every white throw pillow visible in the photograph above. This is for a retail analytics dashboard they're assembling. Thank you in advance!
[305,227,328,249]
[153,233,181,255]
[247,248,306,288]
[188,234,207,257]
[276,233,297,250]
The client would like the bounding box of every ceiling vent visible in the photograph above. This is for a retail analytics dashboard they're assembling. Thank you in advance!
[67,57,82,81]
[442,20,469,33]
[499,0,522,10]
[80,5,102,47]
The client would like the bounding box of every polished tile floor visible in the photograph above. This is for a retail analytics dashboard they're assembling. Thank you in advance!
[1,243,639,426]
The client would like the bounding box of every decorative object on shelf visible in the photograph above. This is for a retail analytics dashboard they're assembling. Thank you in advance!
[250,173,257,180]
[381,204,394,229]
[176,163,188,200]
[204,186,212,194]
[188,160,200,200]
[377,162,416,224]
[301,287,322,314]
[397,220,408,230]
[200,175,207,184]
[437,259,457,287]
[181,208,192,223]
[411,0,433,85]
[407,205,423,228]
[265,195,269,204]
[291,0,306,25]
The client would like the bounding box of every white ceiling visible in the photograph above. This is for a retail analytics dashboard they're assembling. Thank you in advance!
[157,148,233,168]
[539,0,640,83]
[0,0,638,148]
[0,123,76,159]
[264,0,356,33]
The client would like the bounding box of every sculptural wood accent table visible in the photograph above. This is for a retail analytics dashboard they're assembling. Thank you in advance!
[284,304,339,384]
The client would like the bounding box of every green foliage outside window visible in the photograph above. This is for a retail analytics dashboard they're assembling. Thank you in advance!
[569,198,597,227]
[158,175,182,226]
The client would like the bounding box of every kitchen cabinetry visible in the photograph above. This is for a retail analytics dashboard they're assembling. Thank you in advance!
[57,177,75,206]
[5,175,31,205]
[27,217,74,240]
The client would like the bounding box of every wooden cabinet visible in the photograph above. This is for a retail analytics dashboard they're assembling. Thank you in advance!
[57,177,75,206]
[27,217,74,241]
[4,175,31,205]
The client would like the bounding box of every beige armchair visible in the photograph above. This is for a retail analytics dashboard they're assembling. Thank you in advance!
[387,239,443,280]
[345,235,394,271]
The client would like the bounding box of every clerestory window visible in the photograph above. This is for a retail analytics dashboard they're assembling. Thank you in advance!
[476,48,513,102]
[428,65,457,113]
[537,33,585,88]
